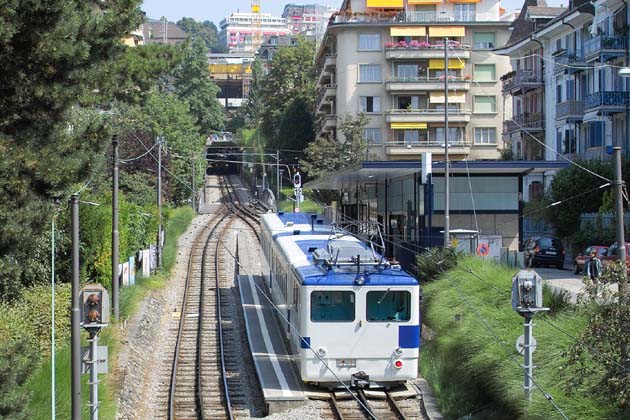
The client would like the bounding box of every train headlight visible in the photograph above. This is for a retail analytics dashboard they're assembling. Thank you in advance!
[394,347,403,356]
[317,346,328,357]
[355,275,365,286]
[394,360,403,369]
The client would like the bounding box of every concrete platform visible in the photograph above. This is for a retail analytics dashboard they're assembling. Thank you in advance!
[238,275,305,414]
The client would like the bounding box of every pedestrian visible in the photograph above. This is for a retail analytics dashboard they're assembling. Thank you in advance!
[584,250,602,281]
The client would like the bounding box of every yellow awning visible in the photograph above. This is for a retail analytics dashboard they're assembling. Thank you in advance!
[447,0,479,2]
[366,0,403,7]
[409,0,443,3]
[429,91,466,103]
[390,27,426,36]
[428,26,466,37]
[428,58,466,69]
[391,122,428,130]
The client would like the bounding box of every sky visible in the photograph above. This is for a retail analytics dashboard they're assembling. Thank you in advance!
[141,0,568,26]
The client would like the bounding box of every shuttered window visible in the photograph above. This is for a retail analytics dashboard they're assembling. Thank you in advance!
[474,64,495,82]
[474,95,496,113]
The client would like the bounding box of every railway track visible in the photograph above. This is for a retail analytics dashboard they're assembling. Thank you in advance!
[326,388,427,420]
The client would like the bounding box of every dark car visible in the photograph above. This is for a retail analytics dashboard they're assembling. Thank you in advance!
[524,236,565,269]
[573,245,608,274]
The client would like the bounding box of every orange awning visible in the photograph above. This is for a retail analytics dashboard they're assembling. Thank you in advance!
[390,27,426,36]
[367,0,403,7]
[428,26,466,37]
[409,0,443,4]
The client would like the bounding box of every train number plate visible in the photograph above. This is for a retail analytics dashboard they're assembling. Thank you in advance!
[336,359,356,368]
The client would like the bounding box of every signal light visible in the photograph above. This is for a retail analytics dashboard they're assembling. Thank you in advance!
[394,360,403,369]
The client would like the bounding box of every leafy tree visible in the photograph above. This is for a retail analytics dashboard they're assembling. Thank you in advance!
[173,38,225,135]
[243,58,265,128]
[176,17,224,53]
[569,261,630,409]
[260,37,316,140]
[300,113,368,179]
[273,97,315,156]
[0,337,38,419]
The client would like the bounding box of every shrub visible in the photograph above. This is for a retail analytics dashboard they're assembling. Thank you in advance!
[416,247,458,281]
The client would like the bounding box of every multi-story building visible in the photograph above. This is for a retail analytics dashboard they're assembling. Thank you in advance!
[314,0,513,161]
[218,12,292,53]
[498,0,630,162]
[143,18,187,45]
[208,53,254,110]
[282,3,338,40]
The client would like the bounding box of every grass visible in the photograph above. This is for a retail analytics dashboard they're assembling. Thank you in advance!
[278,187,323,213]
[420,256,624,420]
[25,206,195,420]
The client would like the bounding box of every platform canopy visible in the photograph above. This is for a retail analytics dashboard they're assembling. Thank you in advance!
[304,160,570,190]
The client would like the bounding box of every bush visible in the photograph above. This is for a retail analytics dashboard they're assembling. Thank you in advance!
[416,247,458,281]
[0,337,38,420]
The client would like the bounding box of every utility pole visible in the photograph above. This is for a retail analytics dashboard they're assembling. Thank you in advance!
[443,37,450,248]
[191,152,196,213]
[70,194,81,420]
[157,137,163,269]
[276,150,280,208]
[111,136,119,321]
[614,146,626,270]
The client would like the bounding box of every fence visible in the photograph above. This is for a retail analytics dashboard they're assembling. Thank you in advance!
[580,212,630,229]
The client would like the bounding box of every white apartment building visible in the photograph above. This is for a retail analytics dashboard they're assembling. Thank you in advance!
[314,0,513,161]
[282,3,338,40]
[218,12,292,53]
[498,0,630,163]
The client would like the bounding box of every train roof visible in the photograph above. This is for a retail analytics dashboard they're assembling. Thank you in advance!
[261,212,330,237]
[265,215,418,287]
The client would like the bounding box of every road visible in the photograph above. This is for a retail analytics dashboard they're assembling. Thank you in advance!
[534,267,584,304]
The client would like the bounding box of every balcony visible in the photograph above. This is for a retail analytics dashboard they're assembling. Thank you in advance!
[555,100,584,122]
[385,108,471,124]
[503,113,544,134]
[385,140,471,157]
[385,43,470,60]
[584,35,627,62]
[585,91,630,113]
[330,10,500,25]
[553,50,586,75]
[501,70,543,95]
[386,76,471,92]
[323,53,336,71]
[323,114,337,131]
[316,84,336,112]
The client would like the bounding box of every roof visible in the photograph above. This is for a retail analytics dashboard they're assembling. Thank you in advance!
[304,160,571,190]
[143,19,187,44]
[527,6,566,18]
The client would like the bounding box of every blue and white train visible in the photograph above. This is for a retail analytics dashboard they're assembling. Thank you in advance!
[260,212,421,388]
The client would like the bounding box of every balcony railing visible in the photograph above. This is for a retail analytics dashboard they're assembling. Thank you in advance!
[386,140,470,148]
[388,76,470,83]
[384,41,471,50]
[387,108,471,114]
[556,100,584,119]
[501,70,543,93]
[503,113,544,133]
[585,91,630,108]
[553,50,584,74]
[584,35,627,59]
[330,10,500,25]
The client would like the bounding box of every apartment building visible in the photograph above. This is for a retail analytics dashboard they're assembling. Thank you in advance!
[218,12,292,53]
[282,3,338,39]
[314,0,513,161]
[497,0,630,162]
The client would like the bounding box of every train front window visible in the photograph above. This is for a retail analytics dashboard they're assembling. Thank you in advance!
[366,290,411,322]
[310,291,355,322]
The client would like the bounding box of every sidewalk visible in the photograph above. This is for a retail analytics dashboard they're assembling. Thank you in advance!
[535,267,619,303]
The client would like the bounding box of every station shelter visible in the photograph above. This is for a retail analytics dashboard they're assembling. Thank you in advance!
[305,159,568,270]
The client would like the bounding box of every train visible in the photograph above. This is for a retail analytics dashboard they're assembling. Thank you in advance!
[205,132,241,175]
[260,212,421,389]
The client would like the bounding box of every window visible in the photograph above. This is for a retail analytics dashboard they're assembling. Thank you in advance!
[587,121,603,148]
[359,33,381,50]
[398,95,421,109]
[474,127,496,144]
[455,4,475,21]
[311,291,355,322]
[359,64,382,82]
[366,290,411,322]
[556,84,562,103]
[474,95,496,113]
[364,128,382,145]
[435,127,461,143]
[396,64,419,79]
[474,64,495,82]
[473,32,495,49]
[360,96,381,113]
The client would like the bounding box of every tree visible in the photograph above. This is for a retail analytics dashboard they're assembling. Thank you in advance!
[260,37,316,140]
[0,337,38,419]
[300,113,368,179]
[243,58,265,128]
[569,261,630,408]
[173,38,225,135]
[273,97,315,155]
[176,17,224,53]
[0,0,143,299]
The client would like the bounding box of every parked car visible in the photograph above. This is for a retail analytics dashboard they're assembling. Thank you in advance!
[573,245,608,274]
[524,236,566,269]
[603,242,630,268]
